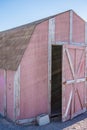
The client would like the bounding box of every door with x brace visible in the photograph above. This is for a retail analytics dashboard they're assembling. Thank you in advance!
[62,45,86,122]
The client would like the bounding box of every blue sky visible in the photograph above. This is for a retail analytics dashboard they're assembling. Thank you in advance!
[0,0,87,31]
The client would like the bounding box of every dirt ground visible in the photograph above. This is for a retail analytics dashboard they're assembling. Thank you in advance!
[0,112,87,130]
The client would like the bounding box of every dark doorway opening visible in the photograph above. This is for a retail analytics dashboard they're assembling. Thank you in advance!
[51,45,62,117]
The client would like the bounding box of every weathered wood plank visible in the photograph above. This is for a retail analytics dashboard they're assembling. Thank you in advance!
[64,78,86,85]
[76,88,83,109]
[65,48,75,78]
[77,51,85,74]
[64,90,73,118]
[85,47,87,108]
[70,10,73,44]
[14,66,20,120]
[4,70,7,117]
[16,117,35,125]
[85,22,87,44]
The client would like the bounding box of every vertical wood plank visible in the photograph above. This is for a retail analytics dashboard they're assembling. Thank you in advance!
[77,51,84,74]
[62,46,66,121]
[65,49,75,78]
[85,22,87,44]
[4,70,7,117]
[85,22,87,108]
[85,47,87,108]
[70,10,73,44]
[64,90,73,119]
[14,66,20,120]
[48,18,55,114]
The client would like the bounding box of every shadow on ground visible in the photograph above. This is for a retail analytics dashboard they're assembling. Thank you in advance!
[0,112,87,130]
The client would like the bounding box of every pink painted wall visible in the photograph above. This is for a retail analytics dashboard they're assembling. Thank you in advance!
[72,12,85,43]
[18,21,49,119]
[6,70,15,120]
[55,11,70,42]
[0,69,5,116]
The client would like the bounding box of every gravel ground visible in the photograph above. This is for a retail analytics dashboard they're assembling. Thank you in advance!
[0,112,87,130]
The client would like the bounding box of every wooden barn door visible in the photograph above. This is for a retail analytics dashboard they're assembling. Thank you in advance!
[62,45,86,122]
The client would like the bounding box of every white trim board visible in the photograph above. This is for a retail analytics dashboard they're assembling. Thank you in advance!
[14,66,20,121]
[70,10,73,44]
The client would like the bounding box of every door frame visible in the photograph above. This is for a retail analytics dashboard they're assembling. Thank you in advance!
[48,43,62,115]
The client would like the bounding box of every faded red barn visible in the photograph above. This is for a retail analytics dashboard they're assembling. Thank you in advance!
[0,10,87,123]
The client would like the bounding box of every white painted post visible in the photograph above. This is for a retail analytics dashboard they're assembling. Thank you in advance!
[85,47,87,109]
[85,22,87,109]
[4,70,7,117]
[14,66,20,121]
[70,10,73,44]
[48,18,55,114]
[85,22,87,44]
